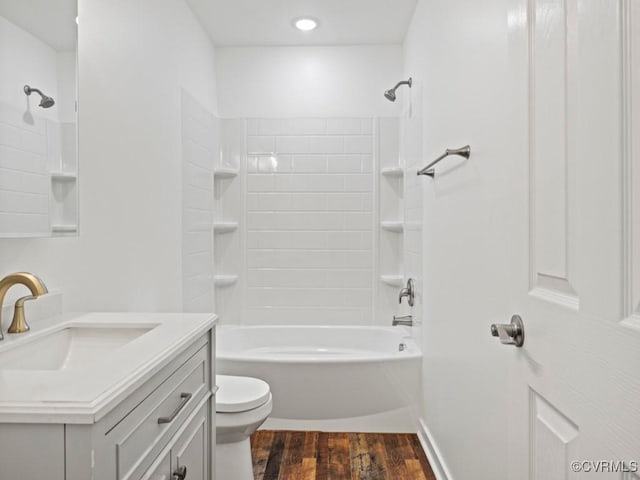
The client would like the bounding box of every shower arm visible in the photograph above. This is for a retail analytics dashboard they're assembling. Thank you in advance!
[391,79,412,91]
[24,85,43,97]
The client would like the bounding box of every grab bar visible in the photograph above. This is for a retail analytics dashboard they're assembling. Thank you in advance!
[417,145,471,177]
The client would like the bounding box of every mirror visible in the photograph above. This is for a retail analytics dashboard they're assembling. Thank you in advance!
[0,0,78,238]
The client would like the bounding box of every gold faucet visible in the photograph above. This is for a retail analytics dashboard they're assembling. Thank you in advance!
[0,273,48,340]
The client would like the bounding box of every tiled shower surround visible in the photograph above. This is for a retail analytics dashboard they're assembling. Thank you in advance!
[180,105,402,325]
[245,118,376,325]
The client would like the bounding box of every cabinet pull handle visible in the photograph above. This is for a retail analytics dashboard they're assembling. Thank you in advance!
[158,393,192,424]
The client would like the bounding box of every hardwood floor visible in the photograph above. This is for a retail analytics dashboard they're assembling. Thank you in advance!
[250,431,437,480]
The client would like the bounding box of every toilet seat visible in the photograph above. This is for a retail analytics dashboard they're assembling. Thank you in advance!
[216,375,270,413]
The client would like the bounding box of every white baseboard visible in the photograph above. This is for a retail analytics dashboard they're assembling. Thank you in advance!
[417,418,453,480]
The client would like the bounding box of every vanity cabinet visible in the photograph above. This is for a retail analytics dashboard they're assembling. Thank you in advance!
[0,326,216,480]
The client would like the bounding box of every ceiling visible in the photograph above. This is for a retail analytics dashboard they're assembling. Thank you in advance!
[0,0,77,51]
[185,0,418,47]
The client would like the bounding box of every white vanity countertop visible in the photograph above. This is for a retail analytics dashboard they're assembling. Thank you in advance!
[0,312,216,424]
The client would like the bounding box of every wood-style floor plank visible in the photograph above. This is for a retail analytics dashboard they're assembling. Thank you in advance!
[251,430,272,480]
[251,431,436,480]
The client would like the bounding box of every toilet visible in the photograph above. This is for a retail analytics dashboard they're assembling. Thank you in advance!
[215,375,273,480]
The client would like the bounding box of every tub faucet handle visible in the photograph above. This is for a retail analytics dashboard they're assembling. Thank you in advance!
[398,278,415,307]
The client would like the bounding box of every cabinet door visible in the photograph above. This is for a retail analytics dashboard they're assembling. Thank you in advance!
[171,403,209,480]
[140,450,171,480]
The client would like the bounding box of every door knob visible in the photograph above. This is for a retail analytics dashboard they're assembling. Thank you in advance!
[173,465,187,480]
[490,315,524,347]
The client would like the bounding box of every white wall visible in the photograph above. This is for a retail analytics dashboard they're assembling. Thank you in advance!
[216,46,404,118]
[0,0,218,311]
[404,0,518,478]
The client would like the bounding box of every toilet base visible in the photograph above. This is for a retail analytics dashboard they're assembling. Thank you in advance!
[216,438,254,480]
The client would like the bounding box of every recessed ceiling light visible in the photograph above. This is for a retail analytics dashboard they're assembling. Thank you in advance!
[294,18,318,32]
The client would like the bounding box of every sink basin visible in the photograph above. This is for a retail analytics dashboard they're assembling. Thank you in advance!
[0,325,156,370]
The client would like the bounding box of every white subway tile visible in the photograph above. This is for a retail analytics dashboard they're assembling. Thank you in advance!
[247,135,276,153]
[327,155,361,173]
[0,123,21,148]
[361,155,374,172]
[248,231,329,249]
[183,251,212,277]
[243,307,370,326]
[343,213,373,230]
[247,155,258,172]
[247,249,372,269]
[184,163,212,190]
[308,136,344,154]
[273,155,294,173]
[247,119,261,135]
[326,193,372,211]
[0,191,47,214]
[378,117,400,165]
[291,119,327,135]
[247,174,275,192]
[0,168,48,194]
[292,155,327,173]
[275,136,309,154]
[0,147,46,173]
[0,212,48,235]
[326,118,371,135]
[257,155,278,173]
[184,231,212,255]
[183,207,213,232]
[290,193,328,211]
[247,193,292,211]
[343,174,373,192]
[183,138,213,169]
[344,135,373,154]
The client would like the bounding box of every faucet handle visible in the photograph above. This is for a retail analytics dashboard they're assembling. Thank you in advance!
[7,295,36,334]
[398,278,415,307]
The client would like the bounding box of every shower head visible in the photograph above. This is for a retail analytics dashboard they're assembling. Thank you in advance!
[384,77,412,102]
[384,89,397,102]
[23,85,55,108]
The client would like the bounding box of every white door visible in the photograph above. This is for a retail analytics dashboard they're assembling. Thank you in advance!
[503,0,640,478]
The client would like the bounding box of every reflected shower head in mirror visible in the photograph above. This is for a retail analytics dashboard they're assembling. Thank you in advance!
[23,85,55,108]
[384,77,412,102]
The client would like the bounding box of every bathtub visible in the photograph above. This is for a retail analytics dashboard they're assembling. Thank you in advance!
[216,325,422,432]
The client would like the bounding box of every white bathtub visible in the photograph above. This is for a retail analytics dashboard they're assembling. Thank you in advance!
[216,325,422,432]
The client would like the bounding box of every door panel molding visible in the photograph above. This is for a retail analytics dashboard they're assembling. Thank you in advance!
[528,0,580,310]
[622,0,640,325]
[529,389,579,480]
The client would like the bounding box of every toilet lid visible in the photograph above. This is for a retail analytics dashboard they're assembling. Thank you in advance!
[216,375,271,413]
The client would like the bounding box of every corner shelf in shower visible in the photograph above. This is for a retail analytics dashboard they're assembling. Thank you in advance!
[381,166,404,178]
[51,224,78,233]
[380,221,404,233]
[51,171,78,181]
[214,167,239,179]
[380,275,404,288]
[214,221,239,234]
[214,274,238,288]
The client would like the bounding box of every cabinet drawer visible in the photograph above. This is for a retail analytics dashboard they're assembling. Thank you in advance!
[110,345,209,480]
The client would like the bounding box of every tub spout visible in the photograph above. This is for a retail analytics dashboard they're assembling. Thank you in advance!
[392,315,413,327]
